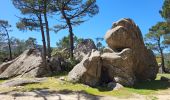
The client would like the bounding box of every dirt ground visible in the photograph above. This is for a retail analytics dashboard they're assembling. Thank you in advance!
[0,89,170,100]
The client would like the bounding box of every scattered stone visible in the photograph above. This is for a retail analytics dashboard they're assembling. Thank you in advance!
[59,76,65,81]
[113,83,124,90]
[57,76,66,83]
[107,82,124,90]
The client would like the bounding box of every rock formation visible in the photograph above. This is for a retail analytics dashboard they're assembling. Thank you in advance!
[68,18,159,87]
[69,50,101,86]
[74,39,97,61]
[0,49,61,79]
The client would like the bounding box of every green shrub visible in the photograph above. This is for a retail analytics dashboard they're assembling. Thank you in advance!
[51,48,79,72]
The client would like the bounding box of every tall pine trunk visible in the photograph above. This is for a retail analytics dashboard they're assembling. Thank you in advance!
[68,20,74,60]
[158,38,168,73]
[160,47,165,72]
[6,29,12,60]
[43,0,51,59]
[39,14,47,67]
[61,9,74,59]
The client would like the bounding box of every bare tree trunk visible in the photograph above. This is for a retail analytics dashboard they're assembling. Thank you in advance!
[43,0,51,59]
[39,14,47,67]
[158,39,169,73]
[61,9,74,59]
[160,48,165,72]
[67,20,74,60]
[4,28,12,60]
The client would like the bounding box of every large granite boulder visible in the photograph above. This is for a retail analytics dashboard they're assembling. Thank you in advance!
[68,18,159,87]
[0,49,61,79]
[101,48,135,86]
[0,60,14,74]
[105,18,158,81]
[74,39,97,61]
[68,49,101,86]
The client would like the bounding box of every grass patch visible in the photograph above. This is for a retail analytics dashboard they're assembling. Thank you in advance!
[0,73,169,98]
[156,73,170,80]
[0,79,6,83]
[21,78,133,98]
[18,74,170,97]
[51,71,68,78]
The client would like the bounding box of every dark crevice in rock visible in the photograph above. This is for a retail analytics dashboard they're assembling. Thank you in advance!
[100,66,113,85]
[113,47,129,52]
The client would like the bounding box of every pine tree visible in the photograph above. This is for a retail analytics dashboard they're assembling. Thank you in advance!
[0,20,12,60]
[54,0,99,59]
[145,22,170,73]
[12,0,48,67]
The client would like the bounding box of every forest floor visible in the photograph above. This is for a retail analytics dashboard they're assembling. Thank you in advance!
[0,73,169,100]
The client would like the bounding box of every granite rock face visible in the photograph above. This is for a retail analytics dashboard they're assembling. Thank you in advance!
[69,49,102,86]
[0,49,61,79]
[68,18,159,87]
[74,39,97,61]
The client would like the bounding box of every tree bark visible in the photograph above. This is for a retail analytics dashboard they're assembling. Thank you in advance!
[158,39,168,73]
[67,19,74,59]
[39,14,47,67]
[43,0,51,59]
[61,9,74,59]
[160,47,165,73]
[5,28,12,60]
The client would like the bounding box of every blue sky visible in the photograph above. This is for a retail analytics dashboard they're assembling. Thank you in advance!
[0,0,164,47]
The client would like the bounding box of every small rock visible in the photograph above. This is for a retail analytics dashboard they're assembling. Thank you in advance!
[59,77,65,81]
[107,82,123,90]
[113,83,123,90]
[107,82,116,89]
[57,76,66,83]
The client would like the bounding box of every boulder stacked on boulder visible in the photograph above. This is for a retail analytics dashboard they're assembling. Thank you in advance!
[68,18,159,87]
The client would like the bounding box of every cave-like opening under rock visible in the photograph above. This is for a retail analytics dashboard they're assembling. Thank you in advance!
[100,66,113,85]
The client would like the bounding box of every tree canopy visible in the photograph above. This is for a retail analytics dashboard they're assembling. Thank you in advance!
[54,0,99,59]
[160,0,170,22]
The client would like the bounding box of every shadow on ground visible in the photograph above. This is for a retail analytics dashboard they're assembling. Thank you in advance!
[0,89,102,100]
[95,79,170,92]
[133,80,170,90]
